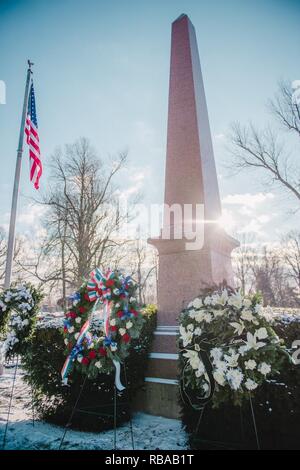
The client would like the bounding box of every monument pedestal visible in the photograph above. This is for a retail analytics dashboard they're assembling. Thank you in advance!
[137,228,238,419]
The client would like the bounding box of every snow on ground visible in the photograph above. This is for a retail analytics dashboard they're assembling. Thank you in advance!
[0,365,188,450]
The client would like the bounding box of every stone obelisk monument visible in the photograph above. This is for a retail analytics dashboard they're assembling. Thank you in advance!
[139,14,238,418]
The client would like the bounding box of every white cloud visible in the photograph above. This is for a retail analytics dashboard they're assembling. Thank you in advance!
[220,191,278,240]
[132,120,156,145]
[18,204,46,227]
[129,169,148,183]
[222,192,275,209]
[214,133,225,140]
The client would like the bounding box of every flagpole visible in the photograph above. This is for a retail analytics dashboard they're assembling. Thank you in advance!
[4,60,33,289]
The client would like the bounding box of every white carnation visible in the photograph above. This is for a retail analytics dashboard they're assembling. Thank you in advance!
[210,347,223,362]
[256,327,268,340]
[228,291,243,309]
[245,359,256,370]
[194,327,202,336]
[226,369,243,390]
[245,359,257,370]
[224,353,240,368]
[243,298,252,308]
[192,298,202,309]
[204,296,212,306]
[194,311,205,323]
[195,361,205,377]
[241,309,255,322]
[258,362,271,376]
[204,313,213,323]
[245,378,258,390]
[213,370,226,386]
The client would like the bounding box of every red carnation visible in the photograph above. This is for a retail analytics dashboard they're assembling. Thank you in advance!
[122,333,131,343]
[130,310,138,317]
[98,347,107,356]
[79,306,86,314]
[84,293,90,301]
[117,311,123,318]
[67,311,76,319]
[82,357,90,365]
[106,279,114,287]
[110,325,117,332]
[88,350,97,359]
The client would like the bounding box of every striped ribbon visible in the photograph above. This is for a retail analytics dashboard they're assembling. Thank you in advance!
[61,320,90,384]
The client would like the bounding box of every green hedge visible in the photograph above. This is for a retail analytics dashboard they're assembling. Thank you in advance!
[21,305,157,432]
[180,318,300,450]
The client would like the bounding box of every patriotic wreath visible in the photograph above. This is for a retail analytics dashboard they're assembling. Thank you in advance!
[179,288,289,408]
[62,269,144,389]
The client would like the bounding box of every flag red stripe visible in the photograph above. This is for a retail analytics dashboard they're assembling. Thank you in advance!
[24,85,42,190]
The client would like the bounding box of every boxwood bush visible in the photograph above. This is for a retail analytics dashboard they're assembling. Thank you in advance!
[21,305,157,432]
[180,315,300,450]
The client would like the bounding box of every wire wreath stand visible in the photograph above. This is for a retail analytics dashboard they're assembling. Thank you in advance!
[58,361,135,450]
[1,355,36,450]
[180,350,261,450]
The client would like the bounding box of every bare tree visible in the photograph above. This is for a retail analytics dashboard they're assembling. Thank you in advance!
[249,244,299,307]
[229,81,300,204]
[19,138,132,303]
[233,234,255,294]
[281,230,300,296]
[0,229,7,281]
[0,229,23,285]
[128,240,157,305]
[269,81,300,138]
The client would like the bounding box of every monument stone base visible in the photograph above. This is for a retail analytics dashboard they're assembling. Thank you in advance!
[137,230,238,419]
[134,381,180,419]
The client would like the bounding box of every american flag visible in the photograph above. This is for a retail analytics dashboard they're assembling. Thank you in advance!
[25,82,42,189]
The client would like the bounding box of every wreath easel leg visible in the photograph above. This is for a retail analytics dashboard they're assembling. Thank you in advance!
[123,361,135,450]
[1,355,19,450]
[249,393,260,450]
[113,384,117,450]
[58,375,88,450]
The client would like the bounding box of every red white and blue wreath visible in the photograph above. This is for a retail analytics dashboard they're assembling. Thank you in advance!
[61,269,144,390]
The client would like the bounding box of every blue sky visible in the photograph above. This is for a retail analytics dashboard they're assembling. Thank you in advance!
[0,0,299,242]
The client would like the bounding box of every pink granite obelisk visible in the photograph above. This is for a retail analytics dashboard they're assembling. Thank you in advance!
[138,14,238,418]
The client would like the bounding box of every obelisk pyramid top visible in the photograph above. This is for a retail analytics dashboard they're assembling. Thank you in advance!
[173,13,188,23]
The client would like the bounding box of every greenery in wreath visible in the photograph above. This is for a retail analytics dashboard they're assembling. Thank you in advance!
[0,283,43,358]
[62,269,145,384]
[179,287,290,407]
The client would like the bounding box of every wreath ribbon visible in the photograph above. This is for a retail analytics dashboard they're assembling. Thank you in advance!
[61,320,90,384]
[180,344,215,410]
[87,268,125,391]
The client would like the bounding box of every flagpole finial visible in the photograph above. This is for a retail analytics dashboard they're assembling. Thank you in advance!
[27,60,34,72]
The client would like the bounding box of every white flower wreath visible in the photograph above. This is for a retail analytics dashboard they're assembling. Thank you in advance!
[179,288,289,407]
[0,284,42,357]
